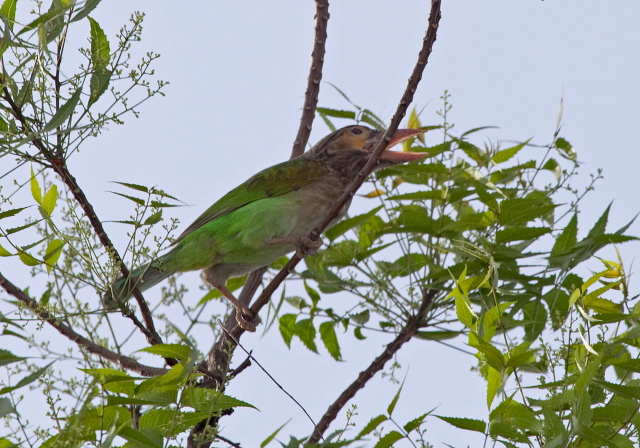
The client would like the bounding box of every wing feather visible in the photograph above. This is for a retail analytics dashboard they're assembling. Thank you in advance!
[173,158,328,243]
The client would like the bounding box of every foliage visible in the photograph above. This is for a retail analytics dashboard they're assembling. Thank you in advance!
[0,2,638,448]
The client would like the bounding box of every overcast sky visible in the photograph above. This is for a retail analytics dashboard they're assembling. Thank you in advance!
[4,1,640,446]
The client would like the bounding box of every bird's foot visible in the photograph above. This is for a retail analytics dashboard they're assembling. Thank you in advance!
[235,305,261,332]
[265,233,324,257]
[294,234,323,257]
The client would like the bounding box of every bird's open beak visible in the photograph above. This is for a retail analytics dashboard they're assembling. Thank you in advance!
[379,128,428,163]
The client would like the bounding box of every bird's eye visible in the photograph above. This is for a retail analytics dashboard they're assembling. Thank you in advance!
[351,127,363,135]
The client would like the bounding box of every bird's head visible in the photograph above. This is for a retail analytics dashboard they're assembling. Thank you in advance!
[304,125,428,175]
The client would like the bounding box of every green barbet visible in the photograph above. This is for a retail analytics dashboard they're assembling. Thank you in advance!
[110,125,427,331]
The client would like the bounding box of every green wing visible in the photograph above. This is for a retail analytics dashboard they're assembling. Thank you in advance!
[174,158,329,243]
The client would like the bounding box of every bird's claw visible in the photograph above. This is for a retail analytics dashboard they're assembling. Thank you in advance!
[295,235,324,257]
[235,306,261,332]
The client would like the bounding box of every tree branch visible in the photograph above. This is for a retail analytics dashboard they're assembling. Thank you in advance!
[308,289,437,443]
[1,87,166,349]
[251,0,442,316]
[290,0,330,159]
[0,271,168,377]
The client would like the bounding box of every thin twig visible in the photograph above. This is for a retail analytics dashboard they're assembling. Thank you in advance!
[1,87,166,350]
[0,271,167,377]
[308,289,437,443]
[215,434,242,448]
[290,0,330,159]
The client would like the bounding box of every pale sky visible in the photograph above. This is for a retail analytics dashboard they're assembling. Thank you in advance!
[3,1,640,446]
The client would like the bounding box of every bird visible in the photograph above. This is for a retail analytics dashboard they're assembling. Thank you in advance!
[109,125,427,331]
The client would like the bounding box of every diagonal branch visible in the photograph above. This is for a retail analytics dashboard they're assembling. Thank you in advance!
[250,0,442,317]
[1,87,165,349]
[0,271,168,377]
[308,289,437,443]
[290,0,330,159]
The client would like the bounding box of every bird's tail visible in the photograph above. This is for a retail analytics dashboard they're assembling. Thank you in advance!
[104,255,175,306]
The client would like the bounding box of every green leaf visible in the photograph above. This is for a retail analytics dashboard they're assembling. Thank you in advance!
[279,314,297,348]
[111,191,145,205]
[295,318,318,353]
[486,367,501,408]
[0,206,28,220]
[554,137,576,160]
[118,427,163,448]
[44,239,64,273]
[0,397,16,418]
[114,182,149,193]
[414,330,461,341]
[139,344,192,361]
[42,185,58,215]
[71,0,103,22]
[403,412,428,433]
[0,362,52,394]
[593,379,640,400]
[43,87,82,132]
[138,409,208,437]
[358,414,387,437]
[0,245,12,256]
[260,420,290,448]
[387,383,403,416]
[6,219,40,235]
[0,349,26,367]
[435,416,486,433]
[143,211,163,226]
[180,387,256,413]
[325,206,382,242]
[373,430,403,448]
[542,158,562,181]
[88,17,110,70]
[30,167,42,204]
[319,321,341,361]
[316,108,356,119]
[0,0,17,57]
[491,140,529,164]
[455,295,474,329]
[17,250,39,266]
[496,226,551,244]
[89,69,111,106]
[498,197,556,226]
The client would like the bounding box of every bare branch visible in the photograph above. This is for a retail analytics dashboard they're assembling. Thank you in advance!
[308,289,437,443]
[0,271,168,377]
[290,0,330,159]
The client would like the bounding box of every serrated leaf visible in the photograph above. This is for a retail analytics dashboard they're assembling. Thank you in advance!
[43,87,82,132]
[486,366,502,408]
[279,314,297,348]
[0,362,52,394]
[6,219,40,235]
[387,383,403,416]
[42,185,58,215]
[111,191,145,205]
[260,420,290,448]
[319,321,341,361]
[0,397,16,418]
[496,226,551,244]
[143,211,162,226]
[0,244,11,256]
[435,416,486,433]
[88,17,110,70]
[89,68,111,106]
[139,343,191,361]
[295,318,318,353]
[18,250,39,266]
[114,182,149,193]
[44,239,64,273]
[180,387,256,413]
[373,430,404,448]
[491,140,529,164]
[403,413,428,433]
[0,349,26,367]
[316,108,356,119]
[0,206,28,220]
[30,167,42,204]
